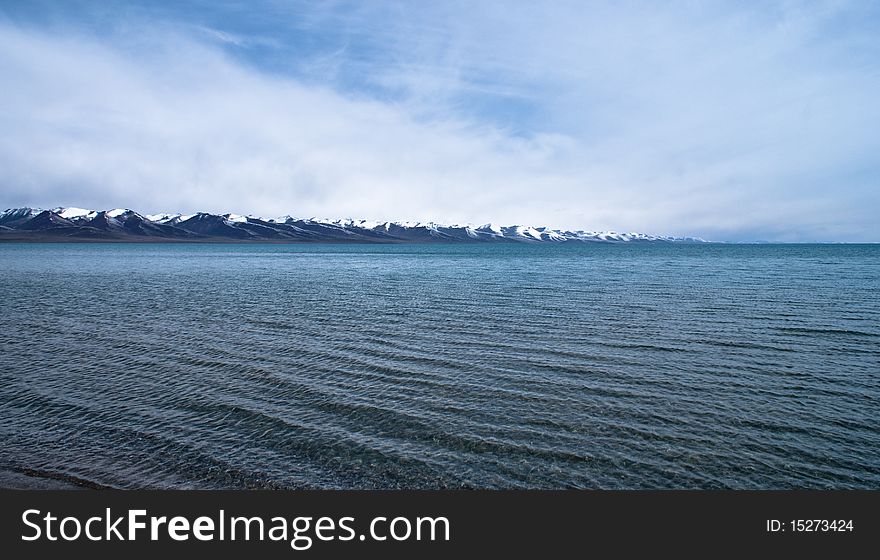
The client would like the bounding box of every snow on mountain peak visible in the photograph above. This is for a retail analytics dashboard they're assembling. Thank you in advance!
[145,213,179,223]
[57,207,96,219]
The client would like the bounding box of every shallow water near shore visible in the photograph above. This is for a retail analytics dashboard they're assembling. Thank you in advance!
[1,242,878,488]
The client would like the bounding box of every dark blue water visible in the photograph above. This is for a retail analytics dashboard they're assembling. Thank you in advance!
[1,243,878,489]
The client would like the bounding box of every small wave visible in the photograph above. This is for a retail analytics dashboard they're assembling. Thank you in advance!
[774,327,879,338]
[13,468,110,490]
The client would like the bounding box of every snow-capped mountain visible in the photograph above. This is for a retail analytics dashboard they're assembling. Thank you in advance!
[0,207,707,243]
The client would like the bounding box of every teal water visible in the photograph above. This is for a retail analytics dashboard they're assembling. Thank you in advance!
[1,243,878,488]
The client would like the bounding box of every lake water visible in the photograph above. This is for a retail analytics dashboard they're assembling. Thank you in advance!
[1,242,878,489]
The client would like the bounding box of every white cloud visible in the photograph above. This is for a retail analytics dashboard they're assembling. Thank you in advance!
[0,24,580,225]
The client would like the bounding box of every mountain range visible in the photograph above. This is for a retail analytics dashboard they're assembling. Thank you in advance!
[0,207,707,243]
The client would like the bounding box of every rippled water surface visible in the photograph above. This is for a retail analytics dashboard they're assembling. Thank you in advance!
[1,243,878,489]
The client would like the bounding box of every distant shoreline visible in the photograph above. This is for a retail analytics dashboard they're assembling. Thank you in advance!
[0,237,714,244]
[1,236,877,245]
[0,235,410,244]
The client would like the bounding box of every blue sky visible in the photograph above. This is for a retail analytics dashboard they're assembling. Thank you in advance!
[1,1,878,241]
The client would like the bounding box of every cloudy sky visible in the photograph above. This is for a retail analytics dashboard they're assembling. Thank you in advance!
[1,1,878,241]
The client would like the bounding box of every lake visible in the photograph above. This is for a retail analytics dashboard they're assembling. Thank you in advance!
[1,242,878,488]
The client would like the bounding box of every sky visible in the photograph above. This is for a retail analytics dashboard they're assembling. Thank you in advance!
[0,1,878,241]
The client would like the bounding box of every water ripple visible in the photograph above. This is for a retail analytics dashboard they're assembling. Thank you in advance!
[1,242,878,489]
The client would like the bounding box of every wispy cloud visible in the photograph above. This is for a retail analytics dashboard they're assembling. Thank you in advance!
[0,1,878,241]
